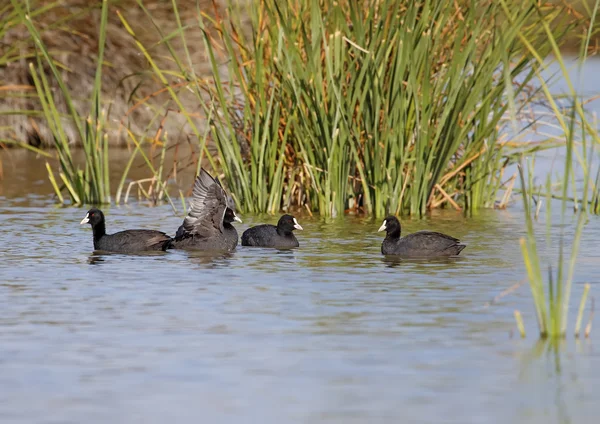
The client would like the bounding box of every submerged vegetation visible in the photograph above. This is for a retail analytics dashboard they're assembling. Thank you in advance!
[2,0,597,215]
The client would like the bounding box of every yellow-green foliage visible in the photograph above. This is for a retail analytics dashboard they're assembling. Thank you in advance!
[7,0,596,214]
[177,0,583,216]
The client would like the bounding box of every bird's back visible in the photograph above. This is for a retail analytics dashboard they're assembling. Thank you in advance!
[241,224,276,246]
[382,230,465,257]
[96,229,172,252]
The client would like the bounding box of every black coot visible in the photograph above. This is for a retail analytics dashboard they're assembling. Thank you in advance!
[80,208,172,253]
[241,214,303,248]
[378,216,465,258]
[171,168,242,251]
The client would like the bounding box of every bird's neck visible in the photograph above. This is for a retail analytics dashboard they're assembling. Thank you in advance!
[92,223,106,244]
[386,229,401,240]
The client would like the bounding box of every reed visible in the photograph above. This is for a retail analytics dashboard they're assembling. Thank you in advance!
[515,145,593,333]
[114,128,181,212]
[127,0,587,216]
[517,152,592,338]
[0,1,55,153]
[10,0,112,205]
[513,0,598,338]
[6,0,597,216]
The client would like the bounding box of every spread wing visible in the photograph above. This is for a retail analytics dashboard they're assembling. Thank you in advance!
[181,168,227,237]
[216,176,237,211]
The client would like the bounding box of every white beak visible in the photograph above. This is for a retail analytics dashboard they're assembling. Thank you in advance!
[377,220,387,232]
[80,213,90,225]
[233,213,243,224]
[293,217,303,231]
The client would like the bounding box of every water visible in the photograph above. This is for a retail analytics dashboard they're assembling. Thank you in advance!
[1,148,599,423]
[2,54,600,424]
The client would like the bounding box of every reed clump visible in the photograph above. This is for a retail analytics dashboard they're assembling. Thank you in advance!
[9,0,112,205]
[158,0,586,217]
[516,159,592,339]
[0,0,226,149]
[6,0,597,215]
[513,0,599,337]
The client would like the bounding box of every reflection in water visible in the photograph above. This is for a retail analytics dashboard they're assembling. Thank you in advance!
[87,250,168,265]
[273,248,297,257]
[514,339,586,424]
[1,165,600,422]
[87,254,105,265]
[518,339,564,373]
[380,255,467,269]
[185,250,235,268]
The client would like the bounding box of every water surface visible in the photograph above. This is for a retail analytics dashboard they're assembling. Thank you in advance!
[1,150,599,423]
[3,53,600,420]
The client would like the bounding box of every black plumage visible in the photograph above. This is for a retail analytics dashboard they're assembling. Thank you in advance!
[80,208,172,253]
[378,216,465,257]
[241,214,303,248]
[171,168,242,251]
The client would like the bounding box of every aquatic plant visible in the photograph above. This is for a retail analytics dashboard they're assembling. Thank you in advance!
[114,128,183,212]
[517,161,592,339]
[5,0,597,215]
[1,0,223,150]
[515,125,596,341]
[125,0,592,216]
[512,0,598,338]
[9,0,112,205]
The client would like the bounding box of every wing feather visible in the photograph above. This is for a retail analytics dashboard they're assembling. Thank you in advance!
[401,231,460,251]
[181,168,227,237]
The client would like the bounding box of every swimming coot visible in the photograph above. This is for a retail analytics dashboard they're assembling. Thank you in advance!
[241,214,303,248]
[80,208,172,253]
[378,216,465,257]
[171,168,242,251]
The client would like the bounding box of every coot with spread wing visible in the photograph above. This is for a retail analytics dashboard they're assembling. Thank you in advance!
[171,168,242,251]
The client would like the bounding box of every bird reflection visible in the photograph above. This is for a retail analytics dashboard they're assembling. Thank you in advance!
[273,248,297,258]
[185,250,235,268]
[87,254,105,265]
[381,255,465,269]
[87,250,167,265]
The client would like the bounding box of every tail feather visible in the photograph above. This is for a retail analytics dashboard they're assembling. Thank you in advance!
[448,244,466,256]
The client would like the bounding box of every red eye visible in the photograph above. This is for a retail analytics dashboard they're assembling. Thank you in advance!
[90,213,94,217]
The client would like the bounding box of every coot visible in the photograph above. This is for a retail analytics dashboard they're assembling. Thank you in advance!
[241,214,303,248]
[80,208,172,253]
[174,175,241,246]
[171,168,242,251]
[378,216,465,257]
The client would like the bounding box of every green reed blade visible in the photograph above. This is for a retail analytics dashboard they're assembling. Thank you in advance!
[45,162,64,204]
[575,284,591,338]
[514,310,526,338]
[59,172,80,205]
